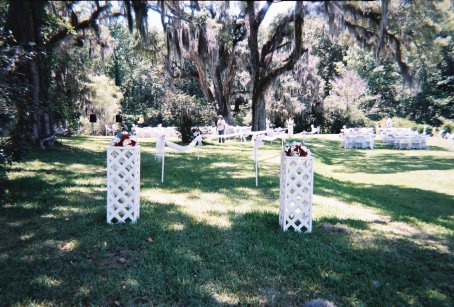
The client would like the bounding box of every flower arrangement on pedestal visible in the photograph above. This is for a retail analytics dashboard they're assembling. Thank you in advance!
[284,142,311,157]
[111,131,138,147]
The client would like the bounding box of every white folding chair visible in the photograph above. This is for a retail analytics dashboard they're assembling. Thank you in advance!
[339,134,345,148]
[398,137,411,150]
[410,136,422,149]
[344,135,354,149]
[364,134,375,149]
[354,135,365,149]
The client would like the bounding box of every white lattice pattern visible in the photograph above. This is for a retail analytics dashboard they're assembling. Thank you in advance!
[107,146,140,223]
[279,154,314,232]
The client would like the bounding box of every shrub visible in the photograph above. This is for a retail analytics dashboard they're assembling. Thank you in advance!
[165,92,215,143]
[441,122,454,134]
[415,124,433,135]
[0,135,28,206]
[389,117,416,128]
[231,113,247,126]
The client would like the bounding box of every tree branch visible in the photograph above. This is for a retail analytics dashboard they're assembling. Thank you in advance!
[256,0,273,26]
[260,14,293,65]
[328,1,411,82]
[46,4,109,47]
[125,0,133,32]
[259,1,305,96]
[376,0,389,58]
[149,3,194,24]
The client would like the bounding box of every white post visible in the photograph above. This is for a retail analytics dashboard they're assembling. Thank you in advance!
[197,136,201,160]
[161,151,165,183]
[255,147,258,187]
[252,136,260,187]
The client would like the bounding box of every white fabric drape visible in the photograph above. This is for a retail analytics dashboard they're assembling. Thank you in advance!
[165,135,202,152]
[155,127,291,186]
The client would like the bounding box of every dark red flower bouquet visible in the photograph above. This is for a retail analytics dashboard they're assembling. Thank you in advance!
[284,142,311,157]
[111,132,137,147]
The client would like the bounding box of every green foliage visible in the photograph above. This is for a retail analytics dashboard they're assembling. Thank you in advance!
[105,24,166,119]
[48,45,93,132]
[392,0,453,124]
[387,117,416,128]
[441,121,454,134]
[0,7,35,201]
[406,41,454,125]
[311,33,346,97]
[82,74,122,135]
[417,125,433,135]
[42,7,76,41]
[323,68,370,132]
[0,135,27,206]
[345,48,401,119]
[174,60,206,99]
[267,73,305,129]
[164,92,215,143]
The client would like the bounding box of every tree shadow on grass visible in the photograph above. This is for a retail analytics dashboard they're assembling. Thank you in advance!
[140,149,281,201]
[1,201,453,306]
[15,141,453,232]
[2,139,453,305]
[3,171,105,219]
[310,139,454,174]
[15,143,107,168]
[8,139,454,234]
[315,173,454,234]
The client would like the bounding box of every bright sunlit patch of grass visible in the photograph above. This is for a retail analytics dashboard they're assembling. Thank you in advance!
[31,275,62,288]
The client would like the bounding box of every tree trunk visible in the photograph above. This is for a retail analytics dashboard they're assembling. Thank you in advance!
[246,1,304,131]
[252,92,266,131]
[246,1,267,131]
[212,67,232,124]
[30,60,41,141]
[7,0,52,145]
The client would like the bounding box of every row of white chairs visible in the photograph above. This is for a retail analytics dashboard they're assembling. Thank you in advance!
[393,135,428,150]
[340,133,375,149]
[382,133,419,145]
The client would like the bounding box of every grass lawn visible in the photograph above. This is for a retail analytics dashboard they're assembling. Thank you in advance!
[1,134,453,306]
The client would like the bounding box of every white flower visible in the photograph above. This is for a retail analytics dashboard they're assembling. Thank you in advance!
[123,139,132,147]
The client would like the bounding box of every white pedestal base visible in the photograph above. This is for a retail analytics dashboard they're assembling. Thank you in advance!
[279,154,314,232]
[107,146,140,223]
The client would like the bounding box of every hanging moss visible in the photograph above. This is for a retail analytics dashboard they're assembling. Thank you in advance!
[323,1,412,85]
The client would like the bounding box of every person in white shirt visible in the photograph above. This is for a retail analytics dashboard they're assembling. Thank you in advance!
[217,115,226,143]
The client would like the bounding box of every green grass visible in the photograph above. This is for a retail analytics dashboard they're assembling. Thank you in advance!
[1,135,453,306]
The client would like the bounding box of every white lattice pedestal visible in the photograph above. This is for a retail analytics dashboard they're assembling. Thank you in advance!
[107,146,140,223]
[279,154,314,232]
